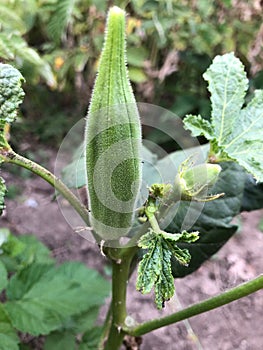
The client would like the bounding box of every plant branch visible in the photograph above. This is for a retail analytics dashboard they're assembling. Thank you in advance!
[127,274,263,336]
[1,149,90,225]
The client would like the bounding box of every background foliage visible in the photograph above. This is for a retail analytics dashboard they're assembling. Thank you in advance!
[1,0,263,146]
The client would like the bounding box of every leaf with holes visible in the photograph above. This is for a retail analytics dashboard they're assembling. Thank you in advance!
[136,229,198,308]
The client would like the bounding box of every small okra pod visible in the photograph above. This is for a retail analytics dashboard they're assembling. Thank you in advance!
[85,7,142,240]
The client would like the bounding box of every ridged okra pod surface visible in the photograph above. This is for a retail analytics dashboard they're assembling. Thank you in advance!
[85,7,141,240]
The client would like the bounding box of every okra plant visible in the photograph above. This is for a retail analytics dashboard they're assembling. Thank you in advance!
[0,6,263,350]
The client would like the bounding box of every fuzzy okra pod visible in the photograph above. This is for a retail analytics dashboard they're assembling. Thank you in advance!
[85,7,141,240]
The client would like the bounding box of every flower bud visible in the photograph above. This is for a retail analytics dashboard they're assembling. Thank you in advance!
[175,163,223,201]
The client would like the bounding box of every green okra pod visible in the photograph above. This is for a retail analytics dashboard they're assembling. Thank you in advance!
[85,6,142,240]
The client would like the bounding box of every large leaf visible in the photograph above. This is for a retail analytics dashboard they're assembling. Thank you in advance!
[166,162,246,277]
[0,306,19,350]
[4,262,110,335]
[184,53,263,181]
[241,175,263,211]
[0,326,19,350]
[79,327,103,350]
[44,331,76,350]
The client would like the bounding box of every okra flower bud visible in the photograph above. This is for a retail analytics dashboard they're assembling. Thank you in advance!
[175,162,222,201]
[85,7,141,240]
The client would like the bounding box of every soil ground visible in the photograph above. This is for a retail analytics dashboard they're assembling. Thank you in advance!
[1,150,263,350]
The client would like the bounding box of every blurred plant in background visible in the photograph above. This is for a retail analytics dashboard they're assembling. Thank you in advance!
[1,0,263,146]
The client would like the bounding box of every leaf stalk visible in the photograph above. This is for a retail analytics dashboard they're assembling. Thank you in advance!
[127,274,263,336]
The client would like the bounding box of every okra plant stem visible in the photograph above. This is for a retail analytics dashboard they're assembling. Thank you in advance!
[1,149,90,225]
[127,274,263,337]
[104,249,134,350]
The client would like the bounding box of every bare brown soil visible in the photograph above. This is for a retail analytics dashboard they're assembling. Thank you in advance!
[1,151,263,350]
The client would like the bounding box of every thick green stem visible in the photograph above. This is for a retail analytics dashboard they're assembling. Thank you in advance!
[104,248,134,350]
[128,274,263,336]
[1,149,90,225]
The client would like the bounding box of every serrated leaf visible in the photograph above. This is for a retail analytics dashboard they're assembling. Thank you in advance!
[0,315,19,350]
[80,326,103,350]
[47,0,76,43]
[183,53,263,181]
[223,90,263,180]
[204,53,248,144]
[0,232,54,273]
[44,331,76,350]
[0,63,25,124]
[183,114,214,140]
[136,230,162,294]
[0,333,19,350]
[0,260,8,292]
[18,234,55,266]
[4,262,110,335]
[0,177,6,216]
[68,306,100,333]
[136,229,196,308]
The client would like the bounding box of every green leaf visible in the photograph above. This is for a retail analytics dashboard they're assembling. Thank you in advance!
[128,67,148,83]
[79,326,103,350]
[241,175,263,211]
[0,334,19,350]
[203,52,248,144]
[0,5,27,33]
[223,90,263,180]
[127,47,148,67]
[0,260,8,292]
[18,234,55,266]
[184,53,263,181]
[16,46,56,88]
[183,114,214,140]
[0,33,15,60]
[0,231,54,273]
[0,63,25,124]
[136,230,163,295]
[44,331,76,350]
[47,0,76,43]
[0,311,19,350]
[0,177,6,216]
[69,307,100,333]
[4,262,110,335]
[136,229,197,308]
